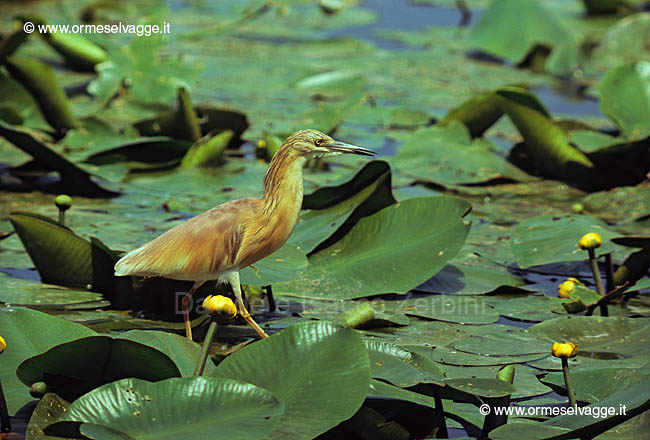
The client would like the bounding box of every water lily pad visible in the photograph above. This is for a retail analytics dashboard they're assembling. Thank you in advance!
[466,0,572,63]
[443,378,516,399]
[50,377,283,440]
[291,160,394,253]
[452,327,549,356]
[486,294,567,322]
[0,273,103,307]
[495,88,594,183]
[582,184,650,223]
[212,321,370,440]
[390,122,534,186]
[593,12,650,70]
[430,346,547,367]
[540,364,650,403]
[116,329,215,377]
[368,379,438,410]
[528,315,650,359]
[510,214,623,268]
[17,335,181,402]
[439,364,551,400]
[402,295,499,324]
[0,307,96,414]
[275,196,470,299]
[491,376,650,440]
[0,120,114,196]
[0,72,51,131]
[416,253,526,296]
[240,243,308,286]
[365,339,443,387]
[599,61,650,140]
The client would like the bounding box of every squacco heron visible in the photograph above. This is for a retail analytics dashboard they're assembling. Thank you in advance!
[114,129,375,340]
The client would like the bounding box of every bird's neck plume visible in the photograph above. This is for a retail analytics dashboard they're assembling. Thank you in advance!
[262,145,306,212]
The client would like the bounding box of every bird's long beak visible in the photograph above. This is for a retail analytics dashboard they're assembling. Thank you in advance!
[323,141,376,156]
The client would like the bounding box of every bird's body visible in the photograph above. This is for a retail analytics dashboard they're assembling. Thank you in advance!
[114,129,374,339]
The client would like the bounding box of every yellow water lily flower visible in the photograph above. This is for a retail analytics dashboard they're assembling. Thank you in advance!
[552,341,579,358]
[0,336,6,353]
[579,232,602,250]
[202,295,237,319]
[558,279,577,298]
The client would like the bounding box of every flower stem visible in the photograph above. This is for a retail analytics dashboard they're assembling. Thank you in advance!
[588,248,608,316]
[562,357,576,409]
[194,320,218,377]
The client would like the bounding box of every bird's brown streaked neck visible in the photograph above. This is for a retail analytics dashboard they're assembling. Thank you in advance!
[262,144,307,214]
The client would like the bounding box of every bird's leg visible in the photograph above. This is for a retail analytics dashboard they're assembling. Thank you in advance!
[182,281,204,340]
[226,271,269,338]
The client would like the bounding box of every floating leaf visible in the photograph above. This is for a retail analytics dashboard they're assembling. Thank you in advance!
[593,12,650,69]
[275,196,470,299]
[466,0,572,63]
[0,120,114,196]
[0,273,103,308]
[0,72,51,131]
[599,61,650,140]
[50,377,283,440]
[293,160,395,253]
[180,130,232,168]
[496,87,594,182]
[391,122,534,186]
[212,321,370,440]
[89,34,202,106]
[240,243,308,286]
[365,339,443,387]
[116,329,215,377]
[17,335,180,402]
[0,307,96,414]
[4,56,77,130]
[9,212,118,291]
[438,92,503,137]
[510,214,622,268]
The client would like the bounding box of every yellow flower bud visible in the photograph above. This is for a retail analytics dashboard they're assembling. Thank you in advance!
[579,232,602,250]
[0,336,6,353]
[558,279,577,298]
[552,341,579,358]
[202,295,237,318]
[257,139,267,149]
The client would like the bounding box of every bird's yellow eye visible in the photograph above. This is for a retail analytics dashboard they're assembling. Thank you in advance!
[315,139,324,147]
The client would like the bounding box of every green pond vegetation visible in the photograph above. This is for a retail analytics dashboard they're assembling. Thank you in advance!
[0,0,650,438]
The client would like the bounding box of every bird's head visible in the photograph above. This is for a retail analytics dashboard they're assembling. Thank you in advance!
[284,129,375,158]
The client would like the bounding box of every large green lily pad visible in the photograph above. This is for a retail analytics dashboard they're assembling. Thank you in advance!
[212,321,370,440]
[51,377,284,440]
[0,307,96,414]
[275,196,471,299]
[17,335,181,402]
